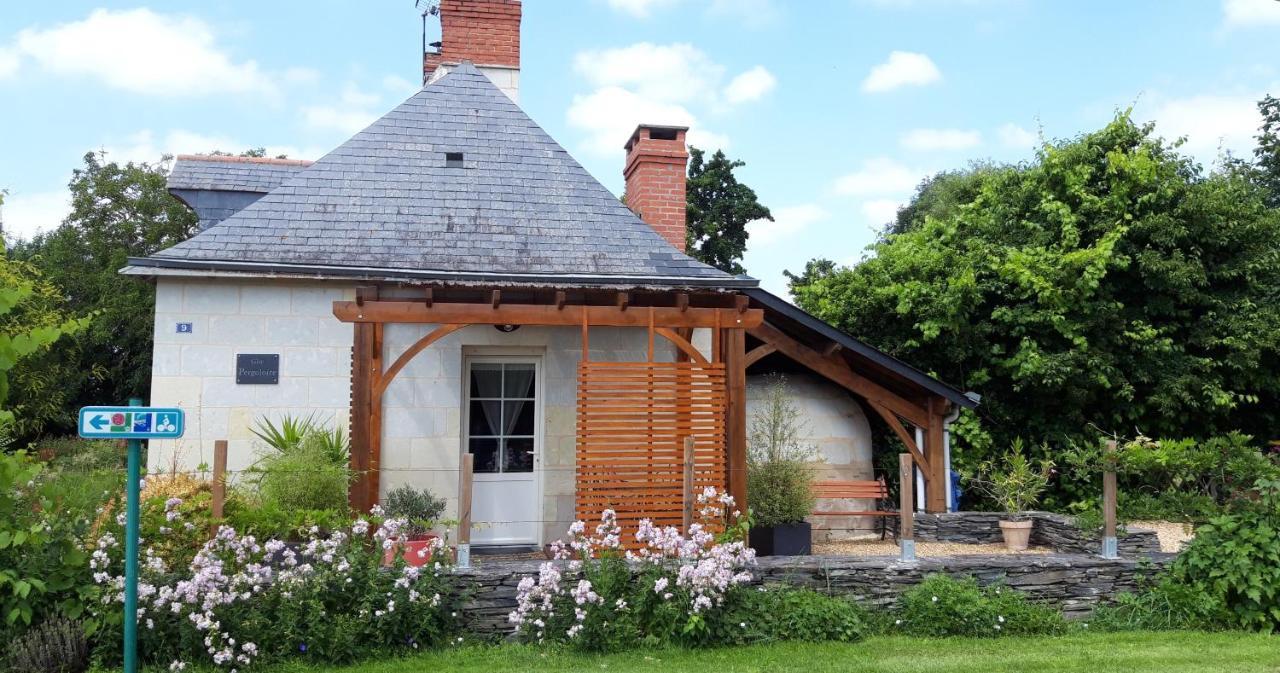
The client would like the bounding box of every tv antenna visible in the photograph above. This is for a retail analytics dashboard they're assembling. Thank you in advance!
[417,1,441,57]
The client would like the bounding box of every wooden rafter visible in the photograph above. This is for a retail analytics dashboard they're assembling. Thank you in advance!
[743,343,776,368]
[655,327,708,364]
[374,324,465,397]
[334,301,763,329]
[747,321,929,428]
[867,400,929,474]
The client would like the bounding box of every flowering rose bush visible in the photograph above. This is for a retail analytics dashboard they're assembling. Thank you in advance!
[509,487,757,651]
[89,503,459,668]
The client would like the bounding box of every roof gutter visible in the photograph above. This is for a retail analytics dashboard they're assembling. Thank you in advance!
[123,256,760,290]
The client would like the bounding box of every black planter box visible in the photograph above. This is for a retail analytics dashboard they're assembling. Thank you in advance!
[749,522,812,556]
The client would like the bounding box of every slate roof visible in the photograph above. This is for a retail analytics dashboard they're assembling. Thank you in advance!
[137,62,746,288]
[167,155,312,194]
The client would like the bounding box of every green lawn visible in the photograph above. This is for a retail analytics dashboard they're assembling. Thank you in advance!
[266,632,1279,673]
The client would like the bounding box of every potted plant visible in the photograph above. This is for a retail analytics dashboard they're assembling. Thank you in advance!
[746,377,818,556]
[382,484,447,567]
[971,439,1055,551]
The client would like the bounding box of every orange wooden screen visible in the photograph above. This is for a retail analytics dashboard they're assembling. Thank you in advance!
[575,361,728,545]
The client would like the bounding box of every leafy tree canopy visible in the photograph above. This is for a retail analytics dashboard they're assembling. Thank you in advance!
[788,111,1280,456]
[1255,95,1280,207]
[10,152,198,423]
[685,147,772,274]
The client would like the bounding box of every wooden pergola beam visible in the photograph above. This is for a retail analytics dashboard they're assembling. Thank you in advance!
[747,321,929,428]
[334,301,763,329]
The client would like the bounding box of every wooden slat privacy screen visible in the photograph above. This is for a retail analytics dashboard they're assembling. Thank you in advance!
[576,361,728,546]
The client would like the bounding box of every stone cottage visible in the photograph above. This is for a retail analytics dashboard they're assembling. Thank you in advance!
[125,0,974,548]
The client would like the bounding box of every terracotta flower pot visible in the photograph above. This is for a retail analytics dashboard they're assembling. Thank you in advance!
[998,519,1034,552]
[382,533,440,567]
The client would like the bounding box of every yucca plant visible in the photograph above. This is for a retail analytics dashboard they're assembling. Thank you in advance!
[251,413,319,453]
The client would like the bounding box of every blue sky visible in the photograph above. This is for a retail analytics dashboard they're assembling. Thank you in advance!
[1,0,1277,296]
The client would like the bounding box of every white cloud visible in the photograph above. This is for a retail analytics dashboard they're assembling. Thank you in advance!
[900,128,981,151]
[861,51,942,93]
[997,122,1038,150]
[382,74,419,94]
[302,83,387,135]
[833,158,926,196]
[574,43,724,104]
[605,0,682,17]
[860,199,901,226]
[102,129,324,165]
[747,204,826,246]
[1146,93,1263,160]
[708,0,781,28]
[567,86,699,155]
[1222,0,1280,28]
[567,43,743,156]
[1,190,70,242]
[0,47,17,79]
[8,8,276,96]
[724,66,777,104]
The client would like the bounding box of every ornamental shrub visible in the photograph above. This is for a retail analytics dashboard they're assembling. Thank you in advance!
[509,487,757,651]
[383,485,447,538]
[1168,478,1280,632]
[252,429,352,514]
[1089,579,1231,632]
[747,376,816,528]
[0,451,99,643]
[713,586,868,644]
[893,574,1066,637]
[6,617,90,673]
[88,507,459,668]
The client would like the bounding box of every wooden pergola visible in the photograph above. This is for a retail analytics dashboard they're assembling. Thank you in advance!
[333,284,963,520]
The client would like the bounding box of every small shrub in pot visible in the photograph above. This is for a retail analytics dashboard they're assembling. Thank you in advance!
[383,484,447,566]
[969,439,1053,551]
[746,376,817,556]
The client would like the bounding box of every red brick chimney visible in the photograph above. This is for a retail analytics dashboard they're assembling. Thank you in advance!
[624,125,689,251]
[423,0,521,101]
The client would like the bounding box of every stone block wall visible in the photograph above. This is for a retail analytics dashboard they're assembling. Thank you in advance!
[453,553,1173,637]
[913,511,1163,556]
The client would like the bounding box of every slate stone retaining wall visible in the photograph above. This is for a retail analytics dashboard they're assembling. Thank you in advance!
[454,552,1173,637]
[913,511,1163,556]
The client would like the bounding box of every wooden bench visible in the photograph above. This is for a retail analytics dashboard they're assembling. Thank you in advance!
[810,478,896,540]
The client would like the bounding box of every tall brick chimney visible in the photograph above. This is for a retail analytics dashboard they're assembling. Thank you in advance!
[624,124,689,251]
[423,0,521,102]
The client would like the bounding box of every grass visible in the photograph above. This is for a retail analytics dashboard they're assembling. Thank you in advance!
[260,631,1279,673]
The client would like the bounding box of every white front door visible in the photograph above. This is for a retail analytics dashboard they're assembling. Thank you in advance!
[464,358,541,545]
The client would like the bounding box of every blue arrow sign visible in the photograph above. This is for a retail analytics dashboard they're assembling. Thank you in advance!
[78,406,185,440]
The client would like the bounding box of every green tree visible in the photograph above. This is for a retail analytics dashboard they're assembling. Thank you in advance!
[11,152,197,419]
[1255,94,1280,207]
[685,147,772,274]
[788,112,1280,458]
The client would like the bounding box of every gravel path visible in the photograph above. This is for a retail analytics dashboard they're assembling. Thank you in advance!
[1128,520,1195,552]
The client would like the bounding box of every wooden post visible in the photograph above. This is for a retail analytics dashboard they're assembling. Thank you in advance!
[924,398,948,513]
[725,327,748,512]
[348,286,379,513]
[457,453,474,568]
[682,436,696,531]
[210,440,228,528]
[1102,439,1118,559]
[899,453,916,561]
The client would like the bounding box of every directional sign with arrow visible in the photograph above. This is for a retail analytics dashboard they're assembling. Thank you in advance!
[78,406,184,440]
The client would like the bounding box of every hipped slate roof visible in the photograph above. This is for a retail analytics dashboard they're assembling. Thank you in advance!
[134,62,746,288]
[167,155,312,194]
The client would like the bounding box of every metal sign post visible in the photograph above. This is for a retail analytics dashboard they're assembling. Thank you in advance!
[79,401,185,673]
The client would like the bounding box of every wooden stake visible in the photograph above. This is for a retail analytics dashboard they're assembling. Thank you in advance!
[682,436,696,531]
[210,440,228,527]
[457,452,474,568]
[899,452,916,561]
[1102,439,1118,559]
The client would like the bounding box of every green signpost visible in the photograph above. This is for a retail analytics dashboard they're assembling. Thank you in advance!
[79,401,184,673]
